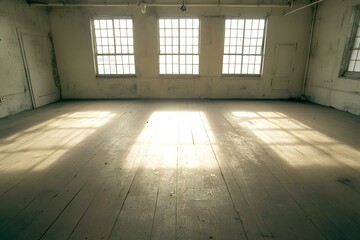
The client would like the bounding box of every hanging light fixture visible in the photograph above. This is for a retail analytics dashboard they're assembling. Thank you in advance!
[180,0,186,11]
[140,2,147,13]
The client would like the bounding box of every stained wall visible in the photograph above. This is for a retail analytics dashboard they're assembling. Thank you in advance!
[48,0,312,99]
[305,0,360,115]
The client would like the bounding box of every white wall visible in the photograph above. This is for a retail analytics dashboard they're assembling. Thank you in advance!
[305,0,360,115]
[48,0,312,99]
[0,0,51,118]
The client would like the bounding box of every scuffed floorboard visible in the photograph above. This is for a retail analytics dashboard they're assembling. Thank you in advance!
[0,100,359,240]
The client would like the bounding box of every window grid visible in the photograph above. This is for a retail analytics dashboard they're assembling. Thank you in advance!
[159,18,200,75]
[93,18,135,75]
[348,16,360,72]
[223,18,265,75]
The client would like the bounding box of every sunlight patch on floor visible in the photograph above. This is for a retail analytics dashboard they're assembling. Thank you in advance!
[122,111,217,170]
[0,111,116,172]
[232,111,360,169]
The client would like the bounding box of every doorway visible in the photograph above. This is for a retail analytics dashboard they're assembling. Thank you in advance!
[18,30,60,108]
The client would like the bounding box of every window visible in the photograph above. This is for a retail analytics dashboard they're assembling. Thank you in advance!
[159,18,200,75]
[340,6,360,79]
[92,18,135,76]
[222,18,266,75]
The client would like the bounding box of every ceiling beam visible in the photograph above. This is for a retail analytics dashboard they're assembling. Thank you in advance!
[28,2,291,8]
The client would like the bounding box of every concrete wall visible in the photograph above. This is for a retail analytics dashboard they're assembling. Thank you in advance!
[48,0,312,99]
[305,0,360,115]
[0,0,51,118]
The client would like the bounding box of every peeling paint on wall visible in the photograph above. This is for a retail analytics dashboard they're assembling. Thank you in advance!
[305,0,360,116]
[0,0,51,118]
[49,3,312,100]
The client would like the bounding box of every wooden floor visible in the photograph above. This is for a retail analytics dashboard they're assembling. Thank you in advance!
[0,100,359,240]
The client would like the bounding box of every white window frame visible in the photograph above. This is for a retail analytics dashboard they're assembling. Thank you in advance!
[340,6,360,79]
[158,18,200,76]
[222,18,266,76]
[91,17,136,77]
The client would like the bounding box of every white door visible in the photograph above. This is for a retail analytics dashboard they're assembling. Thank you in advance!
[271,43,296,92]
[18,30,60,108]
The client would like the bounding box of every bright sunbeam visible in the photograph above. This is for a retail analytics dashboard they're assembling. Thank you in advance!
[0,111,116,172]
[232,111,360,168]
[120,111,218,170]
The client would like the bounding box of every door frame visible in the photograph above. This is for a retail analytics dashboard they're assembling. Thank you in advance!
[271,43,297,93]
[17,29,57,108]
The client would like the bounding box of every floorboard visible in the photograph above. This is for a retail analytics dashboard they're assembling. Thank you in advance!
[0,100,359,240]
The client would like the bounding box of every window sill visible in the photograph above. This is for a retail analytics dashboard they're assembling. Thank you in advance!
[340,72,360,80]
[221,74,262,79]
[159,74,200,79]
[96,74,137,78]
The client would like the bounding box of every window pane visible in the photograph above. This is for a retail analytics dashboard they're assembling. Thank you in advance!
[159,19,165,28]
[180,55,186,64]
[94,20,100,29]
[231,20,237,29]
[229,55,236,64]
[354,61,360,71]
[193,65,199,74]
[259,20,265,29]
[235,64,241,74]
[107,20,112,28]
[117,66,124,74]
[236,55,242,64]
[193,55,199,65]
[129,65,135,74]
[100,20,107,28]
[186,65,192,74]
[127,19,133,28]
[104,65,110,74]
[114,20,119,28]
[159,18,200,75]
[116,56,122,64]
[348,60,356,71]
[103,56,109,64]
[248,64,255,74]
[242,64,248,74]
[222,18,265,75]
[122,55,129,64]
[97,56,103,64]
[111,65,116,74]
[160,64,166,74]
[123,65,130,74]
[93,18,136,75]
[172,19,179,28]
[252,20,259,29]
[351,50,359,60]
[129,55,135,64]
[254,65,261,74]
[225,29,231,38]
[166,64,172,74]
[180,65,186,74]
[98,65,104,74]
[223,64,229,74]
[128,46,134,54]
[101,29,107,37]
[229,64,235,73]
[166,46,172,54]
